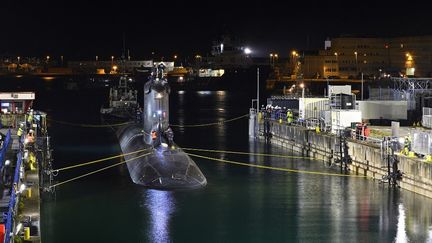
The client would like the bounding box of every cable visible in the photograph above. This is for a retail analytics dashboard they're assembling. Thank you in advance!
[170,114,249,128]
[47,118,133,128]
[53,148,150,172]
[180,147,326,161]
[49,152,152,188]
[186,152,368,178]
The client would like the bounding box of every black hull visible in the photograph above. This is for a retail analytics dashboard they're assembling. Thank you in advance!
[114,124,207,190]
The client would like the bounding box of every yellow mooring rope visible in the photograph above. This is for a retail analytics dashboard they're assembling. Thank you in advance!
[186,152,369,178]
[53,148,150,172]
[47,118,133,128]
[181,147,326,161]
[49,152,152,188]
[170,114,249,128]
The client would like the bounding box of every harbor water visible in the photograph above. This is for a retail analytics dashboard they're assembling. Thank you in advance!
[1,76,432,242]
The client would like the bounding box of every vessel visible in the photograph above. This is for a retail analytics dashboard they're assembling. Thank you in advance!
[105,64,207,190]
[167,35,268,91]
[100,75,139,120]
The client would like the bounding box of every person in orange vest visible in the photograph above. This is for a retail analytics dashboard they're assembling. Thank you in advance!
[151,130,157,140]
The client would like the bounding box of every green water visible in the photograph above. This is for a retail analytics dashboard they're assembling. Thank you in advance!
[38,89,432,243]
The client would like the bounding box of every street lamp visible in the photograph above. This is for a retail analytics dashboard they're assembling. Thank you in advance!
[334,52,338,76]
[17,56,20,64]
[354,51,358,75]
[95,55,98,61]
[270,53,274,66]
[300,83,305,99]
[46,55,50,63]
[274,53,278,64]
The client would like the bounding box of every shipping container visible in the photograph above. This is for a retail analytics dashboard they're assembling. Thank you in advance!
[299,98,329,119]
[330,110,362,133]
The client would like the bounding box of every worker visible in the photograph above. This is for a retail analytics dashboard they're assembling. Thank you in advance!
[26,109,33,129]
[26,129,35,144]
[287,109,293,124]
[17,123,24,138]
[163,127,174,149]
[151,130,157,140]
[402,136,411,155]
[28,152,36,170]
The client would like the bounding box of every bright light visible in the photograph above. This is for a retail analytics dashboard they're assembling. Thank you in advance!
[155,93,163,99]
[5,160,10,166]
[112,65,118,71]
[292,51,297,56]
[179,76,184,81]
[270,53,273,57]
[157,110,162,115]
[174,55,177,59]
[300,83,305,88]
[334,52,338,56]
[15,223,23,235]
[244,47,252,55]
[19,184,26,193]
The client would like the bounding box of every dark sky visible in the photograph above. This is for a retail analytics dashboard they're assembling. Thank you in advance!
[1,0,431,60]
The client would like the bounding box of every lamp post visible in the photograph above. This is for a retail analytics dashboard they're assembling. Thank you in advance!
[361,72,364,101]
[17,56,20,64]
[334,52,338,76]
[354,51,358,76]
[269,53,274,67]
[111,55,114,66]
[257,67,260,112]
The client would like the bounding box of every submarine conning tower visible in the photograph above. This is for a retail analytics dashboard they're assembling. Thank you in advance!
[143,63,171,145]
[116,62,207,189]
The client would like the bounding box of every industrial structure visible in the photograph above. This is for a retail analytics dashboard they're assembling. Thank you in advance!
[302,35,432,79]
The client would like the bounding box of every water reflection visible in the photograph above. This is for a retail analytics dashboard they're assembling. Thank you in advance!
[143,190,176,243]
[395,203,408,243]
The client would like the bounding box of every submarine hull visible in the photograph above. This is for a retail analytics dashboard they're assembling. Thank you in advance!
[116,124,207,190]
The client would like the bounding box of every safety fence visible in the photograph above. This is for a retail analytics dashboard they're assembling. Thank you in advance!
[0,130,11,168]
[255,108,383,145]
[4,148,23,243]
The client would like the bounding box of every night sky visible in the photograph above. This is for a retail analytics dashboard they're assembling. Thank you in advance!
[1,0,430,60]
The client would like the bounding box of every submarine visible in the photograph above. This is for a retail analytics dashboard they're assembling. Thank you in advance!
[109,63,207,190]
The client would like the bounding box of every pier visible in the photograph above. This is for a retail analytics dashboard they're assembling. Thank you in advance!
[250,109,432,199]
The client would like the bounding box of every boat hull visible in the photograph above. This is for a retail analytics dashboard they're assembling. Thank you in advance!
[116,124,207,190]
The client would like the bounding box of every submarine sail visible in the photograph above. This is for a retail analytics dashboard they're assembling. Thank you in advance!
[115,63,207,190]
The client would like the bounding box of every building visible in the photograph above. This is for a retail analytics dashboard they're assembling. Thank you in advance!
[68,60,174,74]
[303,36,432,79]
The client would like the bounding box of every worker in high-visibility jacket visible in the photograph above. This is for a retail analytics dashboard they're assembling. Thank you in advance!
[17,123,24,138]
[287,110,293,124]
[26,109,33,129]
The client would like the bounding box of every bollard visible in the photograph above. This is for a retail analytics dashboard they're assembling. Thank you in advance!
[24,227,30,240]
[26,188,31,198]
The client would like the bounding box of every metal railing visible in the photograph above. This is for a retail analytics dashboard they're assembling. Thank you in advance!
[257,109,382,145]
[4,147,23,243]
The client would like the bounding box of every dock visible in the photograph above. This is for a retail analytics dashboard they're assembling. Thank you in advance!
[0,92,53,242]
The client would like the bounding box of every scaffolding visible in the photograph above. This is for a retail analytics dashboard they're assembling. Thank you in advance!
[391,77,432,110]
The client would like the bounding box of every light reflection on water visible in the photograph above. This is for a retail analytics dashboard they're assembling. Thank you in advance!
[19,79,432,243]
[144,190,175,243]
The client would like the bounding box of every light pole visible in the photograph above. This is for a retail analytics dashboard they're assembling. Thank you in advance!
[361,72,364,101]
[257,67,260,112]
[111,55,114,66]
[354,51,358,76]
[269,53,274,67]
[17,56,20,64]
[334,52,338,76]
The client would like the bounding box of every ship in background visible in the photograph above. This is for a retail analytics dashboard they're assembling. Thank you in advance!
[167,36,270,91]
